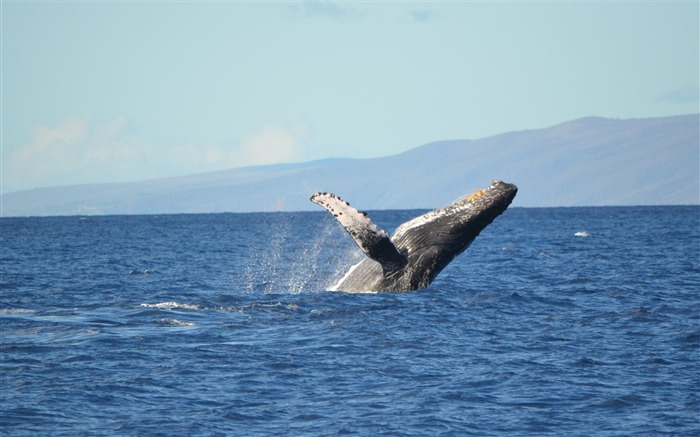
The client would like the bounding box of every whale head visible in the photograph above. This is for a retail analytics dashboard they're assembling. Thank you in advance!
[393,180,517,257]
[386,180,518,289]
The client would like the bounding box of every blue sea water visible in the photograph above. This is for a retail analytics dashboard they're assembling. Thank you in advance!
[1,206,699,436]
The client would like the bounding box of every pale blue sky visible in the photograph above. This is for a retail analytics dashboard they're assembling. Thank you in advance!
[2,1,698,194]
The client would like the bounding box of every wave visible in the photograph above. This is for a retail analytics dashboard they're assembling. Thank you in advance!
[159,318,196,327]
[0,308,35,315]
[139,302,201,310]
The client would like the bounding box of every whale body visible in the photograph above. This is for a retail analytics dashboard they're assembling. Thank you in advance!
[311,180,517,292]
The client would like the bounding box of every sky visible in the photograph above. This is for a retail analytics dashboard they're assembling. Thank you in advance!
[2,1,698,195]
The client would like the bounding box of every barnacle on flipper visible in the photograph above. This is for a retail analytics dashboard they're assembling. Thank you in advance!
[466,188,488,202]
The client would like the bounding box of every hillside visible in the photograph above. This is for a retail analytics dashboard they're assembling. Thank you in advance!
[2,114,698,216]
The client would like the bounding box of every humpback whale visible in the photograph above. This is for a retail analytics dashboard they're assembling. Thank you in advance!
[311,180,517,292]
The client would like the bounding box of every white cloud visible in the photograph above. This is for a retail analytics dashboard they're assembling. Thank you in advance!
[167,124,308,172]
[12,117,88,177]
[3,116,156,193]
[2,118,309,193]
[240,124,306,166]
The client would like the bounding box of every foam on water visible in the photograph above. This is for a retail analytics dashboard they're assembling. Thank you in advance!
[140,302,201,310]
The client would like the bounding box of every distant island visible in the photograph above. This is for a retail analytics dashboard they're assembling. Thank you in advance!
[2,114,698,216]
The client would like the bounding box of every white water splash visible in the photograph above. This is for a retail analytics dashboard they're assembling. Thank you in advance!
[160,318,196,327]
[0,308,35,315]
[140,302,201,310]
[242,216,361,294]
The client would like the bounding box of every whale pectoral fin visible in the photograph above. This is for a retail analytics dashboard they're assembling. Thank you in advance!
[311,192,407,272]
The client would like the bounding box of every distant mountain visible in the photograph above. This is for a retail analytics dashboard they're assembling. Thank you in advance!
[2,115,698,216]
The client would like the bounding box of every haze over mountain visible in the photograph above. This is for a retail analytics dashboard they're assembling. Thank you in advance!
[2,115,698,217]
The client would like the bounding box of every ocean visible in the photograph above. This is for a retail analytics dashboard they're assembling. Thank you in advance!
[1,206,699,436]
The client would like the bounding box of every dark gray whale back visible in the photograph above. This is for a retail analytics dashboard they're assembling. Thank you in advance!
[311,180,517,292]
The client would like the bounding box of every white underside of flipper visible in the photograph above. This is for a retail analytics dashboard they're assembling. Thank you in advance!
[310,193,389,243]
[311,191,407,273]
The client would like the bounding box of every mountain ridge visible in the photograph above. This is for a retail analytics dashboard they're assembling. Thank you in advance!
[2,114,698,216]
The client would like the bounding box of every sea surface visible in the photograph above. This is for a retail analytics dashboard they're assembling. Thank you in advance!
[1,206,699,436]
